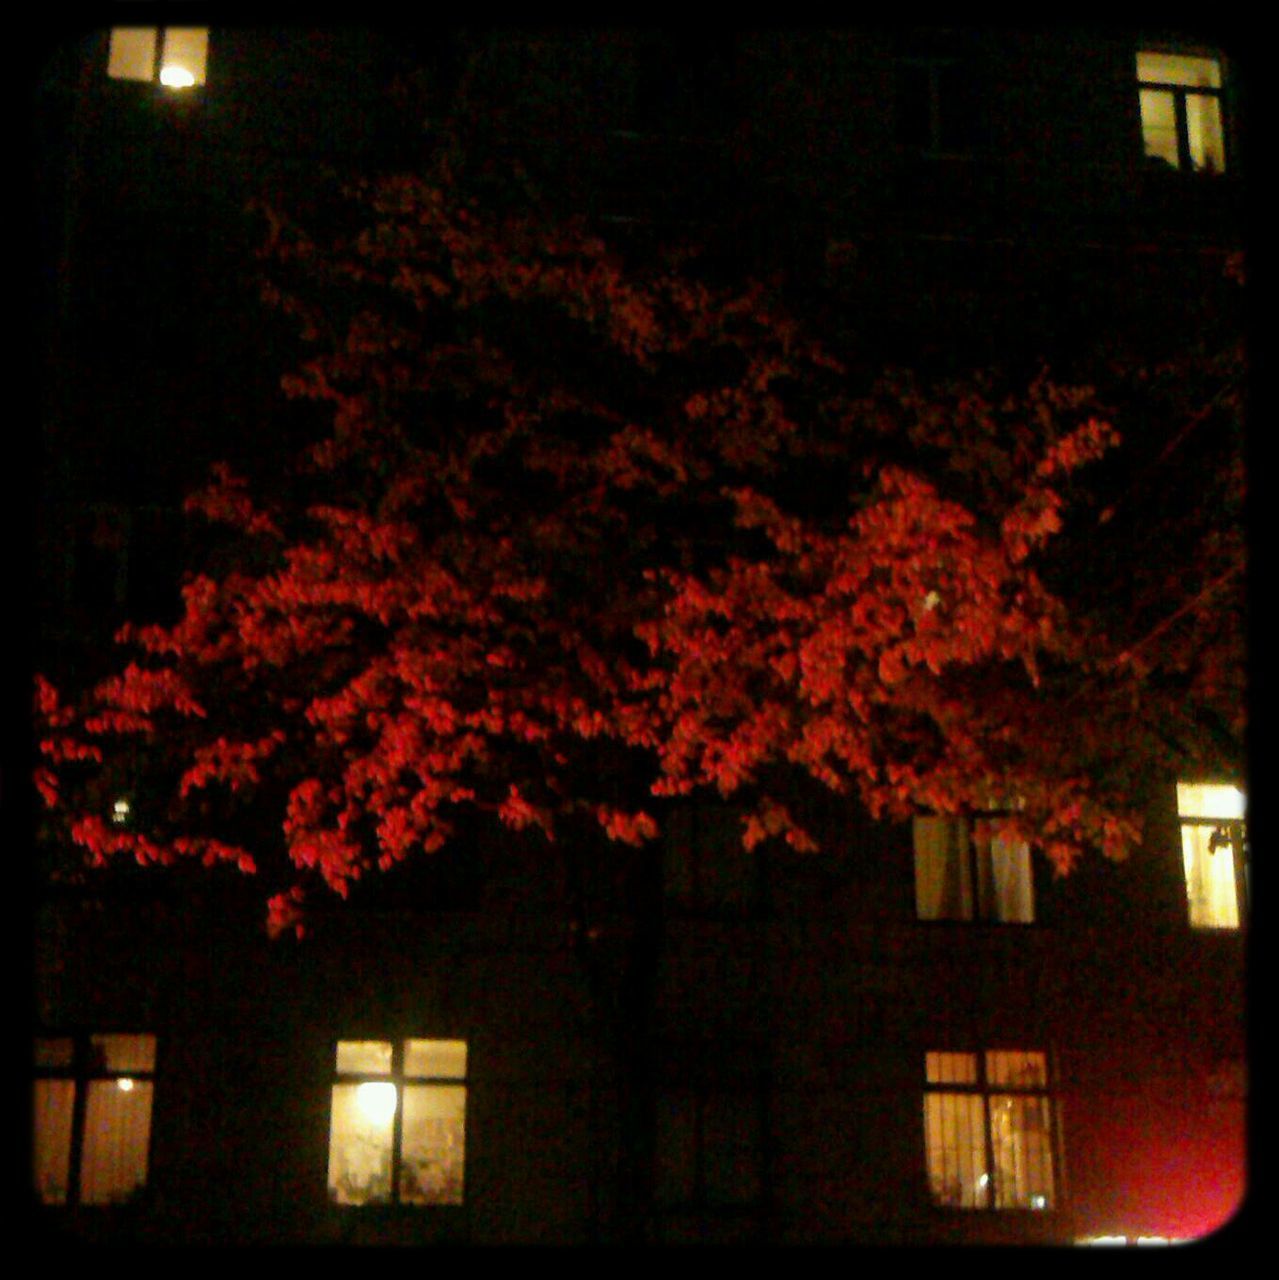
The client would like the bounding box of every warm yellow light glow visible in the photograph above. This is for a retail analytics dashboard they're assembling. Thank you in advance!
[1177,780,1245,929]
[355,1082,397,1125]
[159,65,196,88]
[1137,52,1221,90]
[108,28,208,87]
[117,1078,135,1092]
[1078,1235,1177,1246]
[111,798,130,825]
[1177,782,1244,820]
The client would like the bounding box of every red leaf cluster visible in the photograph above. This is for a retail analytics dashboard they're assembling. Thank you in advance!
[36,173,1245,931]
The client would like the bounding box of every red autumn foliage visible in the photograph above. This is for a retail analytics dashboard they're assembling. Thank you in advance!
[36,173,1245,934]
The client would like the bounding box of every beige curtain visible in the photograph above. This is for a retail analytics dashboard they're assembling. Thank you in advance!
[914,817,972,919]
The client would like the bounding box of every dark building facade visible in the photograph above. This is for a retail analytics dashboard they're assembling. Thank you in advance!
[30,26,1247,1245]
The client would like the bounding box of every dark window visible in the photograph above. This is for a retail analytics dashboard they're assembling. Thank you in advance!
[895,58,984,154]
[663,803,760,917]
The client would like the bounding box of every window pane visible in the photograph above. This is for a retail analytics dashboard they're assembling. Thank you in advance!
[654,1089,698,1205]
[33,1079,75,1205]
[1186,94,1226,172]
[91,1033,156,1074]
[990,1094,1055,1209]
[1177,782,1245,821]
[1140,89,1181,168]
[107,28,158,82]
[336,1040,392,1074]
[1137,52,1221,89]
[703,1092,762,1205]
[924,1093,989,1208]
[404,1039,467,1080]
[328,1083,395,1204]
[1181,822,1240,928]
[701,806,755,911]
[914,817,973,920]
[159,28,208,87]
[400,1085,466,1205]
[979,830,1034,923]
[81,1079,153,1204]
[895,63,933,148]
[936,62,981,152]
[663,806,697,904]
[666,804,755,913]
[986,1051,1047,1089]
[926,1051,977,1086]
[35,1037,74,1069]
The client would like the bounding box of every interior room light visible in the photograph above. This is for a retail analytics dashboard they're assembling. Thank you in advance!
[356,1082,398,1125]
[117,1078,135,1092]
[159,65,196,88]
[108,27,208,87]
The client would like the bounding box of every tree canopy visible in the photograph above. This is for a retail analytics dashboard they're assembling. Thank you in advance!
[36,169,1246,935]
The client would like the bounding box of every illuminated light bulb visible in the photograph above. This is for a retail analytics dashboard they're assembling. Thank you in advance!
[117,1078,135,1092]
[111,798,130,825]
[159,65,196,88]
[1031,1194,1046,1209]
[355,1082,397,1125]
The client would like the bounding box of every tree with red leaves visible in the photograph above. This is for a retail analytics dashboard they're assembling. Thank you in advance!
[35,170,1246,935]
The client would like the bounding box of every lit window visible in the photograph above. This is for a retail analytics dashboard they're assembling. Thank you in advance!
[107,28,208,88]
[328,1039,467,1206]
[923,1050,1057,1211]
[1177,781,1246,929]
[913,813,1034,923]
[1137,51,1226,173]
[33,1033,156,1206]
[1077,1235,1177,1246]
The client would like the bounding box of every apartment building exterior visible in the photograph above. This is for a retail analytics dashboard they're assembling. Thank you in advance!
[31,26,1248,1245]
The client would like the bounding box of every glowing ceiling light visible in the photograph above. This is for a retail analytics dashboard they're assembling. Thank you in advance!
[117,1078,135,1092]
[159,65,196,88]
[355,1082,397,1126]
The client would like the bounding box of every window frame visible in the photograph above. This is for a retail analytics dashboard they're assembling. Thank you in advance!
[650,1043,768,1243]
[653,1081,766,1211]
[922,1048,1061,1213]
[1135,49,1228,174]
[1176,780,1247,929]
[327,1037,468,1208]
[107,27,209,88]
[894,54,985,157]
[33,1031,157,1207]
[912,810,1035,924]
[663,802,763,919]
